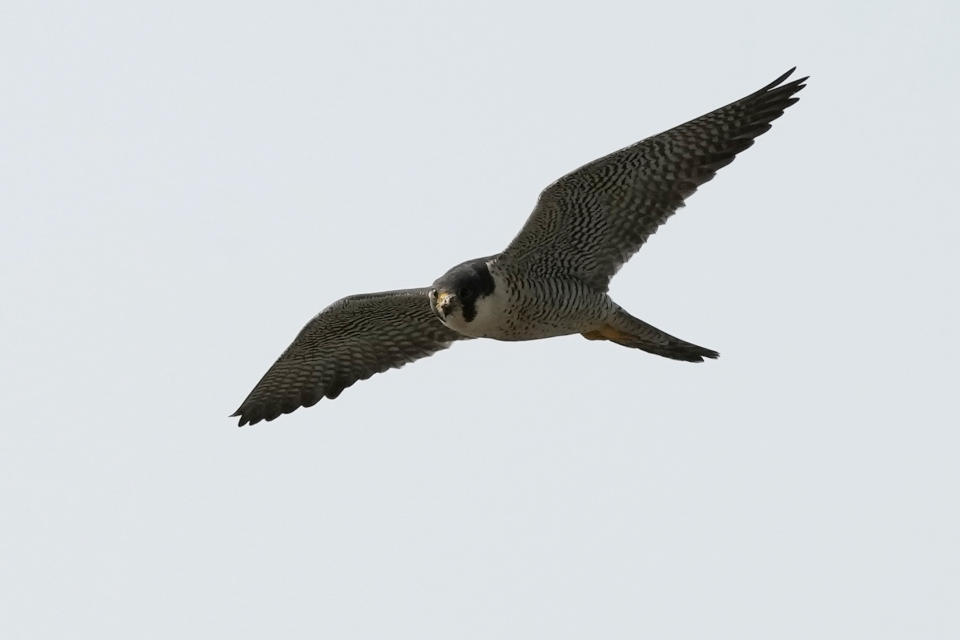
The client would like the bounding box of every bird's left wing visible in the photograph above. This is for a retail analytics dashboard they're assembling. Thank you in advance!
[498,68,807,291]
[231,288,469,426]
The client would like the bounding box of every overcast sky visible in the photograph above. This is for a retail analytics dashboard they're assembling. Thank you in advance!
[2,1,957,638]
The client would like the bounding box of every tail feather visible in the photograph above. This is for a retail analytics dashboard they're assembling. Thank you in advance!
[582,308,718,363]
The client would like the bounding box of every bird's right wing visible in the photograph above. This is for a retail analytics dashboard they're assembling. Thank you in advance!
[231,288,469,426]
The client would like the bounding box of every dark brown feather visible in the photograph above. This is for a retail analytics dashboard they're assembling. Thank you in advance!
[231,288,468,426]
[500,68,807,289]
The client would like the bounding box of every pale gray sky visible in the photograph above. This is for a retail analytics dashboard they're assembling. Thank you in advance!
[2,1,957,638]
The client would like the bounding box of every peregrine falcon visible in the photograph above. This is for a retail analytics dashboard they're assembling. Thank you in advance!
[232,68,807,426]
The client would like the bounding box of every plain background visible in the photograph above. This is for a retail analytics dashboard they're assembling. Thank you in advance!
[2,1,957,638]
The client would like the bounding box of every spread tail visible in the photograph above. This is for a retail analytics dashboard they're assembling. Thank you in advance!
[582,308,719,362]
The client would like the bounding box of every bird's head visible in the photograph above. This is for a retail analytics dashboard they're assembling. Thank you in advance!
[430,258,496,330]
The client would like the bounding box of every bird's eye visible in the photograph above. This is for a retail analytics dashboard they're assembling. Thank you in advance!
[459,287,472,299]
[429,288,437,299]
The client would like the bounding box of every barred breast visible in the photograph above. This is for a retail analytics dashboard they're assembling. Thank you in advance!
[459,261,615,340]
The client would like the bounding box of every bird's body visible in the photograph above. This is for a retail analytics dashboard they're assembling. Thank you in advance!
[437,259,613,340]
[232,69,808,426]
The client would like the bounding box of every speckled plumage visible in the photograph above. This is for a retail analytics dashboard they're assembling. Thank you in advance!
[499,68,806,291]
[232,290,467,426]
[232,69,807,426]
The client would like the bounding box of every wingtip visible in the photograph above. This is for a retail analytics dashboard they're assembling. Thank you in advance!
[230,407,252,427]
[761,67,808,93]
[768,67,795,88]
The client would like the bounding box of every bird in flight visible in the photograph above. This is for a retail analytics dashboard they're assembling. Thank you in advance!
[232,68,807,426]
